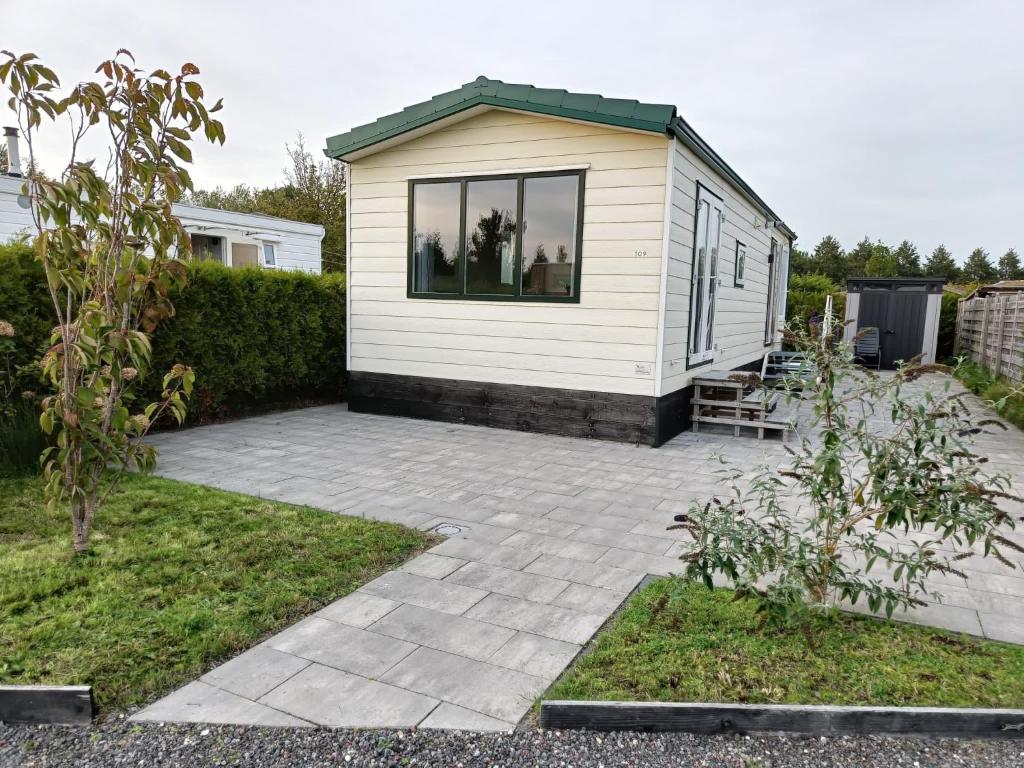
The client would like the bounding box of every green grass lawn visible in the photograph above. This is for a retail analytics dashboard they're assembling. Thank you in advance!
[546,579,1024,708]
[0,472,431,713]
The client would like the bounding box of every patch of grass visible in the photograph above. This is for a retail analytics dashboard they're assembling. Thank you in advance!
[954,360,1024,430]
[0,473,431,713]
[546,579,1024,708]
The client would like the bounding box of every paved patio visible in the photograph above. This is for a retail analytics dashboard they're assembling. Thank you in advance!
[133,374,1024,730]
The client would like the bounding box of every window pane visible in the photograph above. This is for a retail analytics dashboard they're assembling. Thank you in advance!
[521,175,579,297]
[413,182,461,293]
[190,234,222,263]
[263,243,276,266]
[466,178,518,295]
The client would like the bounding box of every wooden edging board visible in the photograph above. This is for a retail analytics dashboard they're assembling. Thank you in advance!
[0,685,94,725]
[539,701,1024,739]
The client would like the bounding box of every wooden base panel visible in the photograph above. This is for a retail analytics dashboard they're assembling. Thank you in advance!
[540,700,1024,738]
[0,685,94,724]
[348,372,691,447]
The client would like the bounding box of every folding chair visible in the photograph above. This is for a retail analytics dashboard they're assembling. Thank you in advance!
[854,327,881,370]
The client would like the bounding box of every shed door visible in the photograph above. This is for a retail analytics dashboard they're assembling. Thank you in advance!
[884,288,927,367]
[857,286,928,368]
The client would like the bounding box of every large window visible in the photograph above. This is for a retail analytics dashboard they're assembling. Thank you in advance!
[409,170,584,301]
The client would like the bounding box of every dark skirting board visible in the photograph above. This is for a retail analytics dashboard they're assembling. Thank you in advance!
[349,371,667,445]
[0,685,94,724]
[539,700,1024,739]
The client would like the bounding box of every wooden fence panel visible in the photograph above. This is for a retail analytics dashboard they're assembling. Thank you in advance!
[956,293,1024,384]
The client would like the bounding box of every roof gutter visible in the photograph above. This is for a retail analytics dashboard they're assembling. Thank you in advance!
[669,117,796,241]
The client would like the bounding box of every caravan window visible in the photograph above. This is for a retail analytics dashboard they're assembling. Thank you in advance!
[409,170,584,302]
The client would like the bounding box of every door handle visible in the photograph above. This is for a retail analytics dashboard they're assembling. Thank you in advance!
[885,330,896,334]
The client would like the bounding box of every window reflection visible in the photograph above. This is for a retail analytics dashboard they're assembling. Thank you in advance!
[412,182,461,293]
[521,175,578,297]
[466,179,517,295]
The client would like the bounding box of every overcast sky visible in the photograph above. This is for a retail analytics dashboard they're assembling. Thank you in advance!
[5,0,1022,262]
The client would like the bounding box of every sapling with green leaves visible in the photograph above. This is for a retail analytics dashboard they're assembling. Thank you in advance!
[1,50,224,552]
[673,320,1022,637]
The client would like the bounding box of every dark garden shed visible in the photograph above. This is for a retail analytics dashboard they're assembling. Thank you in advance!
[843,277,945,368]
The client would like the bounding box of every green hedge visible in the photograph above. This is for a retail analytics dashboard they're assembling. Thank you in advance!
[145,262,346,423]
[0,245,346,425]
[0,242,51,367]
[786,273,846,332]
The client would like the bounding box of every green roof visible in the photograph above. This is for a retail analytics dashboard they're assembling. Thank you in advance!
[325,77,793,239]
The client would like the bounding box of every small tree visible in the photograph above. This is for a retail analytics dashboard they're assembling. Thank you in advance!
[962,247,997,284]
[1,50,224,552]
[923,244,960,283]
[998,248,1023,280]
[673,319,1021,637]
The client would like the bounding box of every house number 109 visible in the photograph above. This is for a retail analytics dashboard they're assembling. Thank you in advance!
[634,249,647,257]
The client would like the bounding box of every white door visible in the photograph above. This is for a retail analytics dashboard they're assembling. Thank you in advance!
[689,185,724,365]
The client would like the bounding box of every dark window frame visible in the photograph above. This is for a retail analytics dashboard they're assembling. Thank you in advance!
[734,240,746,288]
[407,169,585,303]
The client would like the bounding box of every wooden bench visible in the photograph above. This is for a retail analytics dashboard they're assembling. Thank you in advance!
[691,371,789,440]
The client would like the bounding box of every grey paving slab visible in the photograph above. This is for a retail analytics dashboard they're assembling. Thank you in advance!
[428,537,541,571]
[314,591,400,628]
[465,592,606,645]
[368,603,516,661]
[359,570,488,615]
[524,553,644,593]
[488,631,581,679]
[551,582,629,615]
[259,663,439,728]
[380,647,547,723]
[132,681,311,727]
[500,531,609,563]
[265,617,416,677]
[418,702,515,732]
[199,646,310,701]
[416,517,516,544]
[399,552,467,579]
[570,525,675,555]
[444,561,570,604]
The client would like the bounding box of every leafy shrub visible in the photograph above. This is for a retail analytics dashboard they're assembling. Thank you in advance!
[144,261,346,423]
[0,242,50,367]
[673,321,1020,638]
[0,250,346,427]
[955,360,1024,431]
[936,290,959,361]
[786,273,846,334]
[0,402,48,476]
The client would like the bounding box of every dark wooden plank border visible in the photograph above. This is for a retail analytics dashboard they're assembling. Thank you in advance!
[0,685,94,724]
[540,701,1024,739]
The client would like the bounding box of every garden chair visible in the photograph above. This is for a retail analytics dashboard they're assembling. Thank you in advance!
[854,327,881,370]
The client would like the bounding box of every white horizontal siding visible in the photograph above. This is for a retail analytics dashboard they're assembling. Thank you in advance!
[348,108,668,395]
[660,140,790,395]
[0,177,34,242]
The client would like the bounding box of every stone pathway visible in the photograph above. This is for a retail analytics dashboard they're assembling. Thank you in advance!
[133,374,1024,730]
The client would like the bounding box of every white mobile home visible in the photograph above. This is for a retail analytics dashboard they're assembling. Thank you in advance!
[0,129,324,273]
[328,77,795,446]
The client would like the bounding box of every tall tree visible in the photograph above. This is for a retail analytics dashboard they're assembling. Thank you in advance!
[812,235,846,283]
[865,243,899,277]
[997,248,1023,280]
[892,240,921,277]
[788,246,813,276]
[961,247,998,284]
[845,237,876,278]
[189,134,346,272]
[923,244,959,282]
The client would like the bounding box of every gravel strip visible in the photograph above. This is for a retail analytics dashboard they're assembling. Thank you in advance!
[2,721,1023,768]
